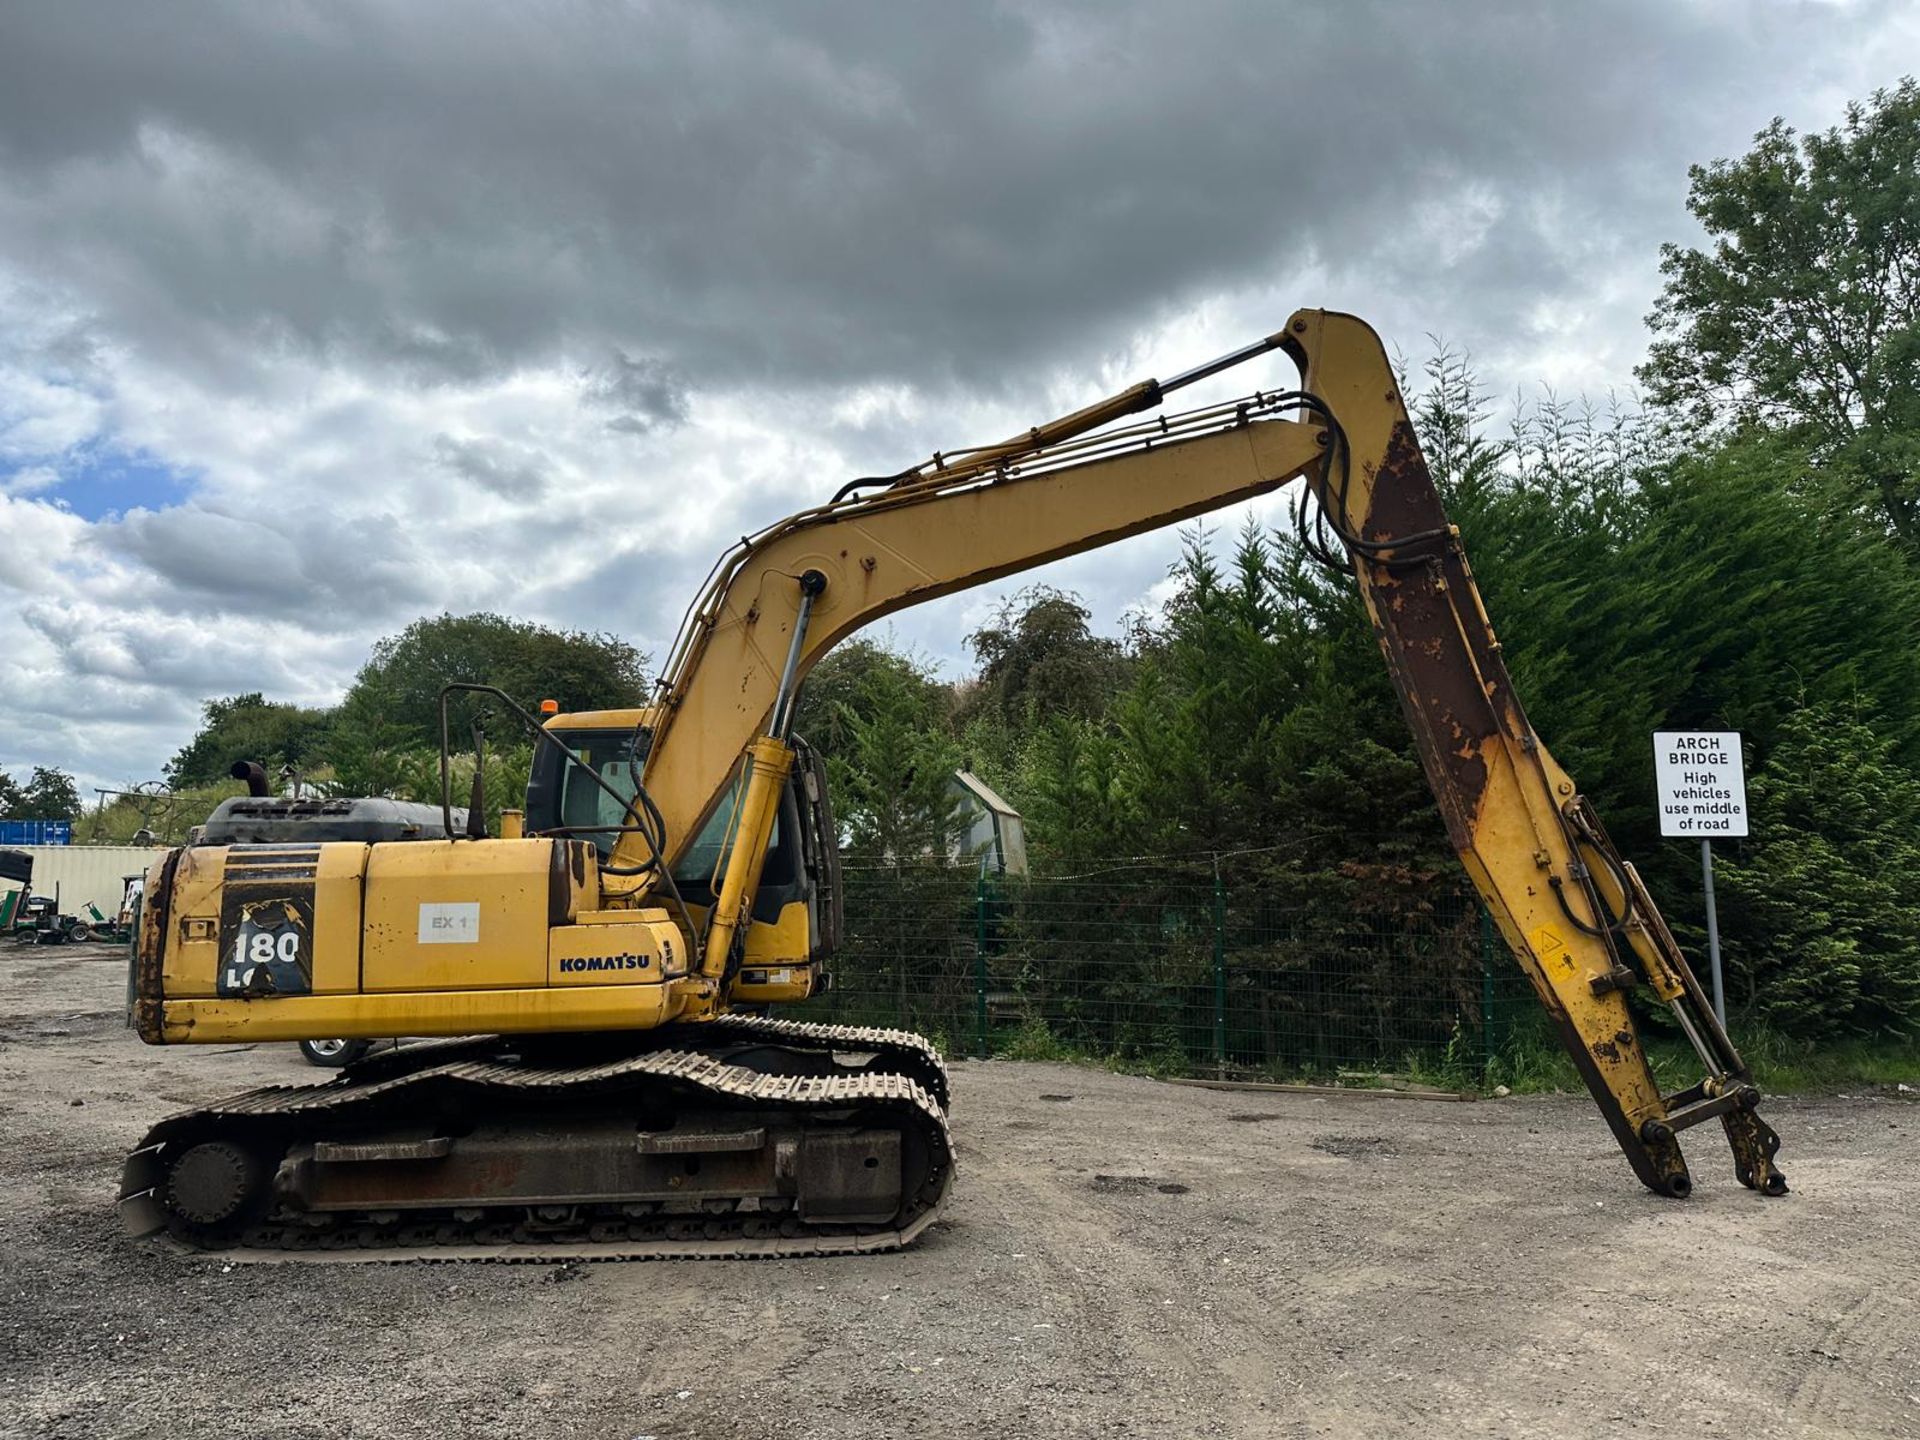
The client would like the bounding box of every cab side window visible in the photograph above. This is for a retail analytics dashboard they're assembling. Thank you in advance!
[672,777,785,894]
[547,735,641,857]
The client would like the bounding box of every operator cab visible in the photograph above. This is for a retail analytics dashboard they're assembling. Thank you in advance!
[522,711,842,949]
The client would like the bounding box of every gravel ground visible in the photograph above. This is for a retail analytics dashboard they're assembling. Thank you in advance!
[2,947,1916,1440]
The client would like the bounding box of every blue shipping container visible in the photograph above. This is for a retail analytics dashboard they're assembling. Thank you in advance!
[0,820,72,846]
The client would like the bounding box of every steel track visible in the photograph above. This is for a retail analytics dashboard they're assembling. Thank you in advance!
[120,1018,954,1263]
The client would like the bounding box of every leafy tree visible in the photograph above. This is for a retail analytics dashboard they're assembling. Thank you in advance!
[828,657,965,863]
[1714,701,1920,1038]
[1410,344,1509,505]
[0,766,81,821]
[1640,78,1920,546]
[1012,714,1139,859]
[961,586,1131,730]
[320,679,420,799]
[167,693,332,788]
[1418,355,1920,1039]
[343,612,649,745]
[21,767,80,821]
[1067,520,1451,882]
[313,613,650,797]
[792,638,951,765]
[163,614,648,802]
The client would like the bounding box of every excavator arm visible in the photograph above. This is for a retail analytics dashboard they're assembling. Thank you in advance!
[637,308,1786,1200]
[1292,311,1783,1198]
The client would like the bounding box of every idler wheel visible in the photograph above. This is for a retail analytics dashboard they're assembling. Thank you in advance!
[165,1140,265,1227]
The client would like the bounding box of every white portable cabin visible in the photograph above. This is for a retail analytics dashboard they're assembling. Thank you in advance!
[8,845,166,917]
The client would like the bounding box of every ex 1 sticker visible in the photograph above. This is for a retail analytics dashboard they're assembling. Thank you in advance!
[418,902,481,944]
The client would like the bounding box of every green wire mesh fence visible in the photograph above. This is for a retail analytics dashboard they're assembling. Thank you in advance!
[796,859,1533,1084]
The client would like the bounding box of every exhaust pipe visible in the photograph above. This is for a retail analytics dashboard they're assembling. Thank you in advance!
[229,761,271,798]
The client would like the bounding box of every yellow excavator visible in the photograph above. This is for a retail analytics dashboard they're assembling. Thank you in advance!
[119,310,1786,1259]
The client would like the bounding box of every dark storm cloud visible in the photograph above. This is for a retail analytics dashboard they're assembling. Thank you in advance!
[584,352,690,436]
[0,0,1880,400]
[432,434,550,498]
[103,503,436,618]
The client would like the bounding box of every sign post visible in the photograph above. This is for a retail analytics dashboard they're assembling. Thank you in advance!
[1699,836,1723,1026]
[1652,731,1748,1026]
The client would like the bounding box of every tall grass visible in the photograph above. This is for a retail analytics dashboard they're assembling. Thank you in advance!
[1484,1014,1916,1096]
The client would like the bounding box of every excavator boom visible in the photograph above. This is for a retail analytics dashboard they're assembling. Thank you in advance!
[630,308,1784,1199]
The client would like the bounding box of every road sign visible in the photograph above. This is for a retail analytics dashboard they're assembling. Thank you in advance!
[1653,730,1747,1026]
[1652,731,1748,839]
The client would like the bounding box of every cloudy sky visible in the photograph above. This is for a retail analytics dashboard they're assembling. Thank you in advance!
[0,1,1912,791]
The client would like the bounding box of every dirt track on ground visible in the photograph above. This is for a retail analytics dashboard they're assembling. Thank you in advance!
[2,948,1917,1439]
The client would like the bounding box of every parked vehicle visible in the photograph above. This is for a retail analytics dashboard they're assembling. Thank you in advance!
[298,1039,373,1068]
[1,849,34,934]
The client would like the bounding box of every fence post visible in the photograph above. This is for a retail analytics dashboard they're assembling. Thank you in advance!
[893,865,908,1028]
[1479,905,1497,1079]
[1212,858,1227,1077]
[974,868,990,1060]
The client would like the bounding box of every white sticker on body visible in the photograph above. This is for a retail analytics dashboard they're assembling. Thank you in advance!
[418,902,481,944]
